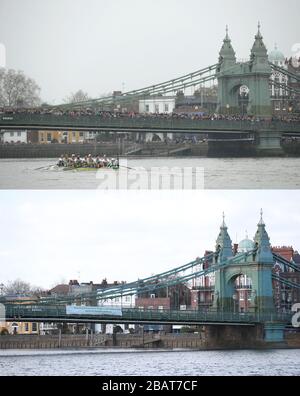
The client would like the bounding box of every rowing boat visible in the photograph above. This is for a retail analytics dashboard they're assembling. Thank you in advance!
[62,166,120,172]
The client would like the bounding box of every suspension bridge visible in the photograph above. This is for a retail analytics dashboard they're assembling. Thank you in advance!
[2,213,300,343]
[0,25,300,154]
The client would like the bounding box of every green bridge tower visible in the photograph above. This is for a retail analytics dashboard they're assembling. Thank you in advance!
[213,211,275,315]
[217,24,272,117]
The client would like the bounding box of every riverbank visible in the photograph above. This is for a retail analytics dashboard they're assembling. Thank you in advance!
[1,332,299,350]
[1,141,300,158]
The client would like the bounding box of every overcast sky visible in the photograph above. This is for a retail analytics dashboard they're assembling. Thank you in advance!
[0,0,299,104]
[0,190,299,289]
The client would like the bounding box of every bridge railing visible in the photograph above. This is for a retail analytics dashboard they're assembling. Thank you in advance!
[1,113,299,132]
[3,304,292,324]
[121,309,291,324]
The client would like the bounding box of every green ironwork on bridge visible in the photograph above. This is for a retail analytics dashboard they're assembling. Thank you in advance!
[0,113,299,135]
[3,304,291,326]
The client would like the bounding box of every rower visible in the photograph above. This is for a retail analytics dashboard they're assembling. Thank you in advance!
[57,155,65,167]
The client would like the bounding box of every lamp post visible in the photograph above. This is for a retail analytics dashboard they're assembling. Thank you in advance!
[226,104,230,116]
[232,293,238,316]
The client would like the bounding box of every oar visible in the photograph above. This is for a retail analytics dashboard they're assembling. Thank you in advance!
[35,164,57,171]
[120,165,134,170]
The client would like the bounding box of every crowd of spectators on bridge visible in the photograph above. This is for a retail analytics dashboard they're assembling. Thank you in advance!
[1,106,300,124]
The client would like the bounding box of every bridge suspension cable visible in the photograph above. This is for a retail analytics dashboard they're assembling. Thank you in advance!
[272,274,300,290]
[273,253,300,273]
[54,64,218,109]
[271,79,300,97]
[8,250,299,307]
[96,250,256,301]
[270,62,300,83]
[11,250,252,305]
[8,253,214,306]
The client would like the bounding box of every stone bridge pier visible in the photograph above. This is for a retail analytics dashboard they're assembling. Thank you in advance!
[203,322,286,348]
[256,130,284,156]
[204,324,263,348]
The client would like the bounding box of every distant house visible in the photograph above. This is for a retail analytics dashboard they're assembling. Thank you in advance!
[139,96,175,114]
[2,130,27,144]
[0,295,40,335]
[49,284,70,296]
[37,130,86,144]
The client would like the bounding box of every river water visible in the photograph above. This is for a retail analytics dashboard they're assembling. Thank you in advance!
[0,349,299,376]
[0,157,300,189]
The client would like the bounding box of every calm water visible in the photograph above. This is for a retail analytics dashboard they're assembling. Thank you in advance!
[0,349,300,376]
[0,157,300,189]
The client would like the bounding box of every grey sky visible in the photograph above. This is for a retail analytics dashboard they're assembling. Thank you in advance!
[0,0,299,104]
[0,190,299,289]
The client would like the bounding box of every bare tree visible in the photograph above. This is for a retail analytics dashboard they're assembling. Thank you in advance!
[65,89,90,104]
[3,279,44,296]
[0,68,41,107]
[3,279,32,295]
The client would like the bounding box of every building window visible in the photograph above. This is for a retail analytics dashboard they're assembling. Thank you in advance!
[17,131,21,136]
[145,104,150,113]
[47,133,51,142]
[154,104,159,113]
[150,294,155,299]
[79,132,84,137]
[164,104,169,112]
[25,323,29,332]
[32,323,37,332]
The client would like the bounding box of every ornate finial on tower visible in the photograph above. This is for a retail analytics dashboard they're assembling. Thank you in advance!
[256,21,262,38]
[225,25,229,39]
[245,230,249,239]
[259,208,265,225]
[221,211,226,228]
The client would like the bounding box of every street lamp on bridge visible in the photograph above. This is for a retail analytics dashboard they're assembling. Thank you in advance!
[226,103,230,115]
[232,293,238,314]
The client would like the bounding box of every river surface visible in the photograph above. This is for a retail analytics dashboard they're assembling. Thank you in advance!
[0,157,300,189]
[0,348,299,376]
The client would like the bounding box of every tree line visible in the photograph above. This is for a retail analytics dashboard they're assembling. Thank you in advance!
[0,279,44,297]
[0,67,98,107]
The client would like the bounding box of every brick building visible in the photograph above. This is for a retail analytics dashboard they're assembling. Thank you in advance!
[272,246,300,312]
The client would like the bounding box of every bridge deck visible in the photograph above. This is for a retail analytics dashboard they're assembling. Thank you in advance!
[4,305,291,325]
[1,114,299,134]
